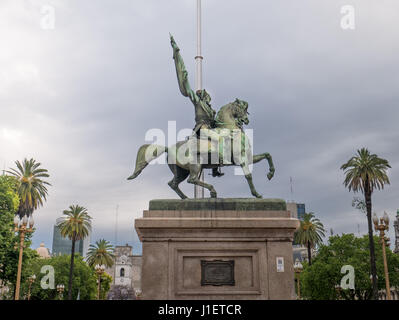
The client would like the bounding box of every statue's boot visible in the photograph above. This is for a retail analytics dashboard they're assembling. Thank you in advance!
[212,167,224,177]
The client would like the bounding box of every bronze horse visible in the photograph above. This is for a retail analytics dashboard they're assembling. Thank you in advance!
[128,100,275,198]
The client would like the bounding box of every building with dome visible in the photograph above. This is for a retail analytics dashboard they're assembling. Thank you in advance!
[36,242,51,259]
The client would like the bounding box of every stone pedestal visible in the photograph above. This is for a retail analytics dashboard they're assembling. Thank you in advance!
[135,198,300,300]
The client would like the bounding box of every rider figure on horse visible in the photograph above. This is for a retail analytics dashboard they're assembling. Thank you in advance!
[170,34,224,177]
[127,36,275,199]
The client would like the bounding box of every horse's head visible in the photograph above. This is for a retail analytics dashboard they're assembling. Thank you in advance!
[232,98,249,128]
[215,98,250,129]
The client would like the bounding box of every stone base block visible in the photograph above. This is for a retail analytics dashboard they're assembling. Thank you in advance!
[135,198,300,300]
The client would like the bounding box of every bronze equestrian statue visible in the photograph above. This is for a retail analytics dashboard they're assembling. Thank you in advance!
[127,36,275,198]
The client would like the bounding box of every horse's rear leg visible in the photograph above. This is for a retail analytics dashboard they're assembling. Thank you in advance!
[168,164,189,199]
[187,164,217,198]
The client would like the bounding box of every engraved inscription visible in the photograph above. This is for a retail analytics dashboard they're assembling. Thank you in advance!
[201,260,235,286]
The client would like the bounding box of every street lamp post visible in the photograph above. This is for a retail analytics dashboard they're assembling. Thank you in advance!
[373,211,391,300]
[13,214,34,300]
[27,274,36,300]
[293,258,303,299]
[134,289,142,300]
[194,0,204,198]
[95,264,106,300]
[334,284,342,300]
[56,284,65,300]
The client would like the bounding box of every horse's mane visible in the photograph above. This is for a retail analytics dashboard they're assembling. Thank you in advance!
[215,100,246,128]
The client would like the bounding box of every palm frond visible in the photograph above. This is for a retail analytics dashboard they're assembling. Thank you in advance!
[7,158,51,217]
[86,239,115,268]
[341,148,390,194]
[57,205,92,241]
[294,212,326,248]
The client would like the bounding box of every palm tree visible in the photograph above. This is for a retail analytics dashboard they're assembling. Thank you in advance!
[6,158,50,300]
[341,148,390,300]
[57,205,92,300]
[294,212,325,265]
[7,158,50,217]
[86,239,115,268]
[87,239,114,300]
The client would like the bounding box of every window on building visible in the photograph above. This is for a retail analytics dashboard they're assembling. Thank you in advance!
[120,268,125,277]
[297,204,306,221]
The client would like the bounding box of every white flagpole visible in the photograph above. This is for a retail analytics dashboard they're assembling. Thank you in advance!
[195,0,205,198]
[195,0,203,91]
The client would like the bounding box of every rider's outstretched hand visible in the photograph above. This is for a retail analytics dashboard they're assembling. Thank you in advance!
[170,34,179,51]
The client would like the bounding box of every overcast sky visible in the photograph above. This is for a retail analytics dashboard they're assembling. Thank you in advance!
[1,0,399,255]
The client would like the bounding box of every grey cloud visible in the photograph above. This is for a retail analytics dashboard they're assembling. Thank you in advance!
[1,0,398,252]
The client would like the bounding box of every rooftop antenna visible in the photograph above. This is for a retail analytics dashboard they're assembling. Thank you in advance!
[194,0,205,199]
[114,204,119,247]
[289,176,294,202]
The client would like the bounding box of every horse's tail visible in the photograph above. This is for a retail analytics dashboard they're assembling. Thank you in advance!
[127,144,168,180]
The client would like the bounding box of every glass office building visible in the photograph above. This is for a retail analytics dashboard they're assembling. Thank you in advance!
[52,218,91,257]
[296,203,306,221]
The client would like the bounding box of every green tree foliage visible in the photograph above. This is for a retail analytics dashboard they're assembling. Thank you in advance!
[0,175,38,298]
[56,205,92,300]
[99,272,112,300]
[86,239,115,268]
[27,255,98,300]
[300,234,399,300]
[0,242,38,299]
[294,212,325,265]
[0,175,19,215]
[341,148,391,299]
[352,196,366,214]
[0,176,20,270]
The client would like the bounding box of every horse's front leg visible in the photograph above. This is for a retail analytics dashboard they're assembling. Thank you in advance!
[252,153,275,180]
[241,163,262,198]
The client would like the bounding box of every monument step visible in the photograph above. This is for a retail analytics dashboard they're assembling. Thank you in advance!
[149,198,287,211]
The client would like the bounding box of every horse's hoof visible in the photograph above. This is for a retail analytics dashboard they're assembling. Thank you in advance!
[267,172,274,180]
[210,192,217,198]
[253,193,263,198]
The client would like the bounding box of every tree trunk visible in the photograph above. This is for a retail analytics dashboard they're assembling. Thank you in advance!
[68,236,76,300]
[307,240,312,265]
[99,276,102,300]
[365,182,378,300]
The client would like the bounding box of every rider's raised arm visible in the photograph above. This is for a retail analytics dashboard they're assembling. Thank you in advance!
[170,35,199,104]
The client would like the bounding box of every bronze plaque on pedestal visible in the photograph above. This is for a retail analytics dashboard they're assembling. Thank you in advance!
[201,260,235,286]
